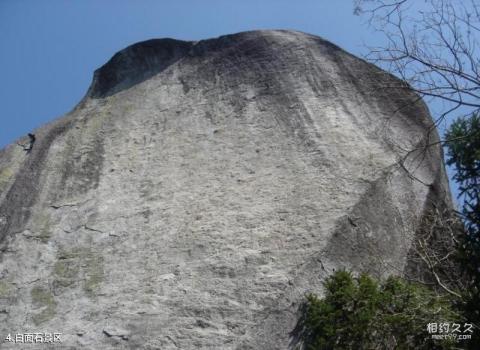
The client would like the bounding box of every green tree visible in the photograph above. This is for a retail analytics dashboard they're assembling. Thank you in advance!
[445,114,480,346]
[299,270,459,350]
[446,114,480,232]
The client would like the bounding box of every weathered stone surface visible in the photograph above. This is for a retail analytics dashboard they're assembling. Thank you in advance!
[0,30,451,349]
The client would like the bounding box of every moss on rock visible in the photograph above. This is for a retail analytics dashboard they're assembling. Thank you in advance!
[53,247,104,297]
[31,286,56,325]
[0,280,13,299]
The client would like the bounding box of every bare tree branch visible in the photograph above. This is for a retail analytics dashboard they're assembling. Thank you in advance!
[356,0,480,125]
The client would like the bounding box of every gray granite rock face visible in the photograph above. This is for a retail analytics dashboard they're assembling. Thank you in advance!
[0,30,451,349]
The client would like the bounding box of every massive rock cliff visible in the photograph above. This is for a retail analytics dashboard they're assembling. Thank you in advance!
[0,30,451,349]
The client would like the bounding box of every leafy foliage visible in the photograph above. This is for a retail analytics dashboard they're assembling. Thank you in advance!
[300,270,459,350]
[445,114,480,347]
[446,114,480,233]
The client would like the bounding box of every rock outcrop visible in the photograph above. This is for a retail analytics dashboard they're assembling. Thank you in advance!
[0,30,451,349]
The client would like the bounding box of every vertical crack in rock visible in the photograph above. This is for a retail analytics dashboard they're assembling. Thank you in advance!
[0,118,73,249]
[55,112,107,200]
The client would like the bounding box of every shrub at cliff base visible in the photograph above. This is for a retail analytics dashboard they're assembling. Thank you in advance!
[300,270,460,349]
